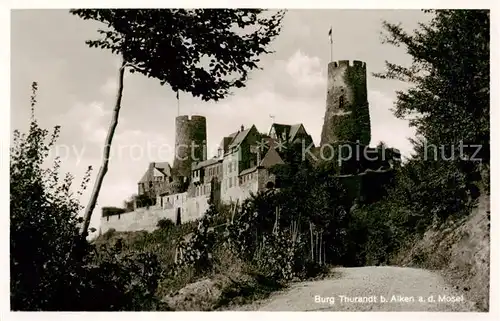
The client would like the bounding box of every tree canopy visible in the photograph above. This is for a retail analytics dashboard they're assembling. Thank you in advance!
[374,10,489,163]
[70,9,285,101]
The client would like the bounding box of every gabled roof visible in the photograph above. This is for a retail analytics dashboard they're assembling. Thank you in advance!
[154,162,172,176]
[269,123,291,140]
[269,123,308,144]
[239,147,285,177]
[260,146,285,168]
[289,124,303,141]
[138,162,172,184]
[228,126,254,149]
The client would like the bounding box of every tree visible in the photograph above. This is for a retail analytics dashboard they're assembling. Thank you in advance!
[10,82,90,310]
[374,10,489,164]
[11,82,165,310]
[70,9,286,237]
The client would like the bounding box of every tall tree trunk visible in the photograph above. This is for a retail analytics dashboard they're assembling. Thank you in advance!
[316,232,319,263]
[310,222,314,261]
[80,58,127,237]
[323,241,326,264]
[319,233,322,265]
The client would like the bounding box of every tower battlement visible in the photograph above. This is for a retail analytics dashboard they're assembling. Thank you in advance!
[330,60,367,69]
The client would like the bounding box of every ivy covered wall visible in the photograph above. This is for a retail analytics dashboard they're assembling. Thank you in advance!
[320,60,371,146]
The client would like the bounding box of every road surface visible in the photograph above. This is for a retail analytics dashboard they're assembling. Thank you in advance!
[240,266,477,311]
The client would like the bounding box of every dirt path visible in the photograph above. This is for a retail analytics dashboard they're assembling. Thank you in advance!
[237,266,478,311]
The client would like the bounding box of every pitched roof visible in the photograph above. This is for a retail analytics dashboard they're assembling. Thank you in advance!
[154,162,172,176]
[289,124,303,141]
[269,123,310,145]
[138,162,172,183]
[269,123,291,140]
[239,147,285,177]
[192,157,222,171]
[239,166,258,176]
[260,147,285,168]
[228,127,253,149]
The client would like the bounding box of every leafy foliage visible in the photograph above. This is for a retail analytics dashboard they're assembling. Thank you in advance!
[348,10,490,266]
[10,83,165,311]
[374,9,489,163]
[70,9,286,237]
[174,149,350,282]
[70,9,285,101]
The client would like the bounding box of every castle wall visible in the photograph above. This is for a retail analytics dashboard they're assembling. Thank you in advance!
[100,190,210,233]
[100,206,175,233]
[320,60,371,146]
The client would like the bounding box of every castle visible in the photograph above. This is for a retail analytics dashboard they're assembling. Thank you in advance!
[100,60,400,234]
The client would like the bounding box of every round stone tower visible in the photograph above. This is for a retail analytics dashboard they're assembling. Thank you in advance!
[172,115,207,179]
[320,60,371,146]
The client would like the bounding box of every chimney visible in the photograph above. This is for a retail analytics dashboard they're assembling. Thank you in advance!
[240,125,244,131]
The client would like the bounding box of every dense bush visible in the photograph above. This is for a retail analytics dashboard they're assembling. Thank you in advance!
[173,154,351,283]
[10,82,165,311]
[344,9,491,266]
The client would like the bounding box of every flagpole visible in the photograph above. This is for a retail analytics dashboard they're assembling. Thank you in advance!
[177,90,180,116]
[330,40,332,62]
[329,26,333,62]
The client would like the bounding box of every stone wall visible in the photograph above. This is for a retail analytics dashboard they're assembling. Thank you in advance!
[100,206,175,233]
[238,170,260,201]
[100,192,210,233]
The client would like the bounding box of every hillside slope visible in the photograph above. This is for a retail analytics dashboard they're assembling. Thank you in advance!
[392,193,490,311]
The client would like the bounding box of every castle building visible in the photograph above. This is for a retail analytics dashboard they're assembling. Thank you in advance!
[100,59,400,234]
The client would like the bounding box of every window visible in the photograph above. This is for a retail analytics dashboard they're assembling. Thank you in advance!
[339,95,345,109]
[228,162,232,173]
[229,178,232,188]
